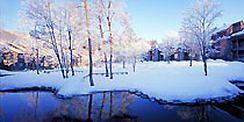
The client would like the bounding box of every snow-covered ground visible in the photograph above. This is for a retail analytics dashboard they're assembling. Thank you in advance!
[0,60,244,103]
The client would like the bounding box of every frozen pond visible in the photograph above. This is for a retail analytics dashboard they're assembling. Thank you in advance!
[0,91,243,122]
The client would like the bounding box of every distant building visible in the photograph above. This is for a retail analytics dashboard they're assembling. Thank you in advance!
[0,42,58,71]
[146,48,164,61]
[210,20,244,61]
[15,53,26,70]
[0,52,4,69]
[145,47,190,62]
[174,47,190,61]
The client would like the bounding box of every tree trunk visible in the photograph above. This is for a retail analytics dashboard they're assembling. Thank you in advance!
[88,37,94,86]
[167,57,170,64]
[109,52,113,79]
[132,63,136,72]
[56,52,66,79]
[68,30,75,76]
[79,56,82,66]
[62,50,68,78]
[97,15,108,78]
[123,60,125,69]
[133,56,136,72]
[190,55,193,67]
[60,36,68,78]
[104,52,109,77]
[84,0,94,86]
[107,1,113,79]
[202,46,208,76]
[203,56,208,76]
[202,20,208,76]
[36,49,40,75]
[58,26,66,78]
[65,66,69,78]
[46,2,65,79]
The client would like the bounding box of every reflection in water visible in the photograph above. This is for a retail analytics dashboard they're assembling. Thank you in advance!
[109,92,113,118]
[99,92,106,120]
[88,94,93,121]
[177,106,210,121]
[0,91,243,122]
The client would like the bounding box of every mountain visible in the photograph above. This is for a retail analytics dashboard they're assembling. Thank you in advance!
[0,28,18,43]
[0,28,52,56]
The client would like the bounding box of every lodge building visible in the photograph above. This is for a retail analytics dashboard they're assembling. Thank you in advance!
[210,20,244,61]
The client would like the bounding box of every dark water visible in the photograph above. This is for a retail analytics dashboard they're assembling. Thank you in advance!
[0,91,243,122]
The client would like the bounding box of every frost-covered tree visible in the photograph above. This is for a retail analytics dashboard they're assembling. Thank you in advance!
[58,2,84,77]
[159,36,179,64]
[93,0,109,77]
[83,0,95,86]
[130,38,150,72]
[115,11,133,69]
[20,0,86,78]
[19,0,139,81]
[106,0,114,79]
[93,0,128,79]
[115,10,150,72]
[29,24,40,75]
[181,0,222,76]
[179,31,201,67]
[21,0,67,78]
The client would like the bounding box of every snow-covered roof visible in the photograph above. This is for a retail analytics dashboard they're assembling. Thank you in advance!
[214,24,230,33]
[8,47,24,54]
[7,42,26,52]
[231,29,244,37]
[214,35,230,42]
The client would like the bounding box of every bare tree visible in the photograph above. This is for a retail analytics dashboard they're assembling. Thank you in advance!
[68,28,75,76]
[181,0,222,76]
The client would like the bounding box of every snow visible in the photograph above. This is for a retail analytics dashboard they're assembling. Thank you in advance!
[231,29,244,37]
[215,35,230,42]
[0,60,244,103]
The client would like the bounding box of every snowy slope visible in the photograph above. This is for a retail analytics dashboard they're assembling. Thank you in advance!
[0,60,243,103]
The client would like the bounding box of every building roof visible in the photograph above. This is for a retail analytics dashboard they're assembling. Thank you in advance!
[212,20,244,41]
[231,29,244,37]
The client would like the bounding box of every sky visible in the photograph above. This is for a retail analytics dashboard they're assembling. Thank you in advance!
[0,0,244,42]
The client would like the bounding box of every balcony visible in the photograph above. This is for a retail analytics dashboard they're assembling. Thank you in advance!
[232,47,244,51]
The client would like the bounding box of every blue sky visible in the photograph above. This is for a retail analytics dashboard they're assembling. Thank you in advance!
[0,0,244,41]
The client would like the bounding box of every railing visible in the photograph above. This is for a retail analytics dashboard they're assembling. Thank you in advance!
[232,47,244,51]
[83,72,129,79]
[43,70,83,74]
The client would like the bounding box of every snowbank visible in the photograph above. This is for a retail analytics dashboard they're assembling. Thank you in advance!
[0,60,244,103]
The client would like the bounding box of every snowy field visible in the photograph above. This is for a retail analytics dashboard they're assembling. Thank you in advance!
[0,60,244,103]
